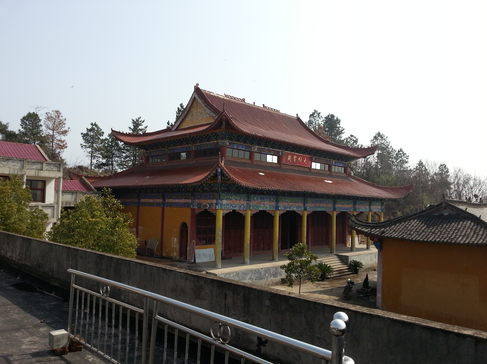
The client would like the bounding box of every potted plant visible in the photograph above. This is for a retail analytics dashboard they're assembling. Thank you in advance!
[349,260,363,274]
[316,262,334,280]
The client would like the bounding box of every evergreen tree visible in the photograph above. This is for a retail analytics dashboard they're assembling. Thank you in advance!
[81,122,104,170]
[0,176,48,239]
[167,103,185,128]
[121,117,147,169]
[343,134,362,148]
[322,114,345,143]
[307,109,322,131]
[48,189,137,258]
[432,163,451,201]
[18,112,46,146]
[0,121,20,142]
[96,134,125,173]
[280,243,321,294]
[306,111,345,143]
[370,132,396,178]
[306,110,328,139]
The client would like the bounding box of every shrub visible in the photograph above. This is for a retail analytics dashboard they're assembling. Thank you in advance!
[316,262,334,280]
[48,188,137,258]
[349,259,364,273]
[0,176,48,239]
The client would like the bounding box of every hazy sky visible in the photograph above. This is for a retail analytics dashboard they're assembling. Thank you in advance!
[1,1,486,177]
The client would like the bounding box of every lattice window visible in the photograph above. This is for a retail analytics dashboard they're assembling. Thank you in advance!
[196,210,216,245]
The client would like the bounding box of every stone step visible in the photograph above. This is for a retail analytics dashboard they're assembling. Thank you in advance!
[317,255,354,278]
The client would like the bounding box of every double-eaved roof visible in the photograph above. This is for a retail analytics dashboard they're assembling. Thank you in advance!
[112,86,377,159]
[350,201,487,245]
[93,85,412,200]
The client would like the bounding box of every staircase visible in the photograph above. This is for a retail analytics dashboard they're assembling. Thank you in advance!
[318,255,354,278]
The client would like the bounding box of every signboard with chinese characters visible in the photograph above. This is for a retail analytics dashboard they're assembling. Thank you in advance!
[282,152,311,167]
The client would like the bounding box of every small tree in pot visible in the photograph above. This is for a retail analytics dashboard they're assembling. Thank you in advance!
[349,260,363,274]
[316,262,334,280]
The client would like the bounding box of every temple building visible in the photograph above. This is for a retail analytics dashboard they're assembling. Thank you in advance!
[92,85,412,267]
[350,201,487,331]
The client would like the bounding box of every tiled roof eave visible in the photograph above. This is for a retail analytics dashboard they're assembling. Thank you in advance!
[91,161,221,190]
[349,202,487,245]
[219,164,406,200]
[222,114,374,159]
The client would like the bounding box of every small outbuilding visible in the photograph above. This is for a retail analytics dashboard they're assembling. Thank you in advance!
[350,201,487,331]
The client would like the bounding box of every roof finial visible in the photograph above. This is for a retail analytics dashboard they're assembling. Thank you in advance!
[223,102,226,111]
[194,83,199,90]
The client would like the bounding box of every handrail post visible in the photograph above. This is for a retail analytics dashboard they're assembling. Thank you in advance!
[148,300,159,364]
[142,297,149,364]
[67,272,75,338]
[330,312,348,364]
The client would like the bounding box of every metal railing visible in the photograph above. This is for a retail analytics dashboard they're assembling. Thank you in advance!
[67,269,355,364]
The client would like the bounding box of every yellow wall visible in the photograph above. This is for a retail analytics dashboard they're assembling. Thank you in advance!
[163,207,191,258]
[138,206,162,254]
[178,99,214,129]
[123,206,138,236]
[382,239,487,331]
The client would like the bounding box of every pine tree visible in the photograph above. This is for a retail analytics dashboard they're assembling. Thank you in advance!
[18,112,46,146]
[121,117,147,169]
[81,122,104,170]
[96,134,125,173]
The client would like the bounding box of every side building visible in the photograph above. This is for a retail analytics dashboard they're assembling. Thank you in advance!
[350,200,487,331]
[0,141,97,230]
[92,85,412,266]
[0,141,63,230]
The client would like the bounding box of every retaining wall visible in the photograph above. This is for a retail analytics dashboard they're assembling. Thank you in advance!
[1,231,486,364]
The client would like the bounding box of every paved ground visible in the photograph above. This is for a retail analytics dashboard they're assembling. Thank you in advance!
[270,269,378,308]
[138,245,379,308]
[0,270,111,363]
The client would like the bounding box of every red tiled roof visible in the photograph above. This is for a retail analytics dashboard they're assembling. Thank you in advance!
[199,89,376,158]
[68,172,105,184]
[221,160,411,199]
[54,179,93,192]
[112,87,377,159]
[350,201,487,245]
[91,160,218,189]
[61,180,92,192]
[111,124,209,145]
[0,141,47,161]
[92,159,411,200]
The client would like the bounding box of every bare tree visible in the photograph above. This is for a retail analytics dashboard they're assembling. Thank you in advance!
[450,168,487,202]
[44,110,70,161]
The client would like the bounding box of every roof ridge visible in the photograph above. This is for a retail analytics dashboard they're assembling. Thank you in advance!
[199,87,298,118]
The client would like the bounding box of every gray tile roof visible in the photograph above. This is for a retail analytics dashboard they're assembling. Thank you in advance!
[350,201,487,245]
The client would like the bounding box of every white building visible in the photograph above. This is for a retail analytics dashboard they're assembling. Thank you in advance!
[0,141,97,230]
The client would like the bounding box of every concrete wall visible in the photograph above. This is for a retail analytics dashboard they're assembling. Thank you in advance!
[1,231,487,364]
[337,247,378,270]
